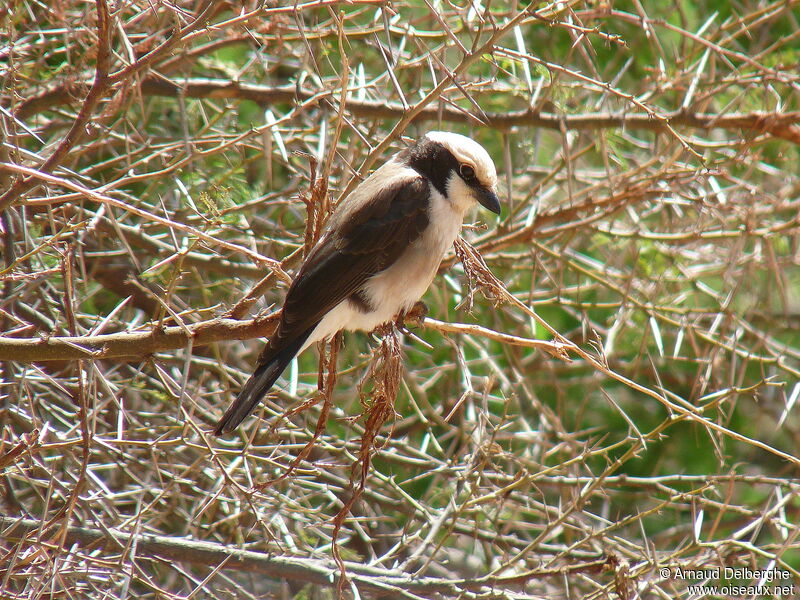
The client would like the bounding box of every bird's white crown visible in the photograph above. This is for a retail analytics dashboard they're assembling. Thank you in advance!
[424,131,498,189]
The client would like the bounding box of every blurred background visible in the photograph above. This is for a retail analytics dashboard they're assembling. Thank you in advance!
[1,0,799,597]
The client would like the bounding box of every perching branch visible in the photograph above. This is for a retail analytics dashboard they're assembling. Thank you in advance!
[0,315,279,363]
[0,313,564,364]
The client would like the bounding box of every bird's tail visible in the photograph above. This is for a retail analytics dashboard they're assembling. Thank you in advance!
[214,327,315,435]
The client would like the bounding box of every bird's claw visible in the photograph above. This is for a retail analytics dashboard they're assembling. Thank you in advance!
[394,301,428,333]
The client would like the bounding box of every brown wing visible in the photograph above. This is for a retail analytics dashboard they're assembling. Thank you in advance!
[263,174,430,357]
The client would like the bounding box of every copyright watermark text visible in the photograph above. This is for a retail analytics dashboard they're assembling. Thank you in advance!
[660,566,795,597]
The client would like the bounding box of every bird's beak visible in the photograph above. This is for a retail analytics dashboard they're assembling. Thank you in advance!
[477,187,501,214]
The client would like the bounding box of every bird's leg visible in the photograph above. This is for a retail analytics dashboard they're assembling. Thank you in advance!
[394,300,428,333]
[406,300,428,323]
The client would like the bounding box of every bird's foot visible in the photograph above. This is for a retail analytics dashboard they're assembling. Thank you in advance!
[406,300,429,324]
[395,301,428,333]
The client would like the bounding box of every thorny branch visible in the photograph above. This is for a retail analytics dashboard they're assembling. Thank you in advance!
[16,76,800,142]
[0,516,619,598]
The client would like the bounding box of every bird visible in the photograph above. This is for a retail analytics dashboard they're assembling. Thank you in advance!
[214,131,500,435]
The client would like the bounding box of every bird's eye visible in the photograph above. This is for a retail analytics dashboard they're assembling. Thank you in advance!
[460,164,476,181]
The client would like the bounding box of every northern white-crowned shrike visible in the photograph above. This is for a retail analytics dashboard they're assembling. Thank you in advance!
[215,131,500,434]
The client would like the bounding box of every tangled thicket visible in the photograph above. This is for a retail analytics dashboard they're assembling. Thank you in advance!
[1,1,799,598]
